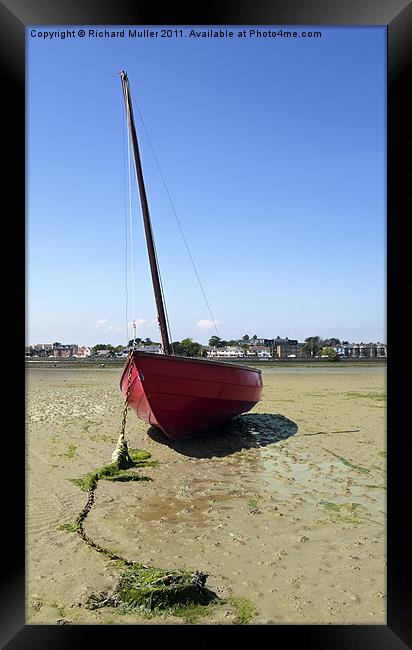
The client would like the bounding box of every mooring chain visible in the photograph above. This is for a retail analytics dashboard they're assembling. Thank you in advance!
[119,351,135,439]
[69,341,211,603]
[112,347,137,466]
[74,347,138,566]
[75,484,134,565]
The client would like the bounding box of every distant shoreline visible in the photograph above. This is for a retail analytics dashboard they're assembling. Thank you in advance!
[25,356,387,369]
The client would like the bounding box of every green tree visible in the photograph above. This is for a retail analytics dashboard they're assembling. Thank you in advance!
[302,336,322,358]
[322,346,340,361]
[92,344,115,353]
[209,335,222,348]
[128,337,143,347]
[323,337,341,347]
[177,338,203,357]
[242,334,250,343]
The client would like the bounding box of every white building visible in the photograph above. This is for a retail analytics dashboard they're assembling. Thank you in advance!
[73,346,92,358]
[135,344,162,354]
[207,346,244,358]
[257,349,272,358]
[335,343,387,358]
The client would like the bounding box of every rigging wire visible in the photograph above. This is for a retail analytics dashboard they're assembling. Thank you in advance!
[152,238,175,354]
[130,88,221,339]
[122,99,130,345]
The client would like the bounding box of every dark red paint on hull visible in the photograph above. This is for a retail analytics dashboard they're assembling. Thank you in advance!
[120,351,262,440]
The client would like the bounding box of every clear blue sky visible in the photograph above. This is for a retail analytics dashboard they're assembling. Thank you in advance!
[27,25,386,347]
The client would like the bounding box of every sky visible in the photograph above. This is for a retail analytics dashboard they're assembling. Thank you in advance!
[27,25,386,347]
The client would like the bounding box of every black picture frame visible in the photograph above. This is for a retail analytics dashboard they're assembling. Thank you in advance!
[3,0,409,647]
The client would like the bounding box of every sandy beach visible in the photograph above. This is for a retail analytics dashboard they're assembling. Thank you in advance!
[26,362,386,624]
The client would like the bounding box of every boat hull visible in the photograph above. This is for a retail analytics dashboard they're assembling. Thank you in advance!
[120,351,262,440]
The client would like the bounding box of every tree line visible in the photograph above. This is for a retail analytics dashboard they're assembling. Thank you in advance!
[92,335,346,360]
[208,334,345,360]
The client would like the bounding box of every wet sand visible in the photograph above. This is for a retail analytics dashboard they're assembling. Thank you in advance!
[26,363,386,624]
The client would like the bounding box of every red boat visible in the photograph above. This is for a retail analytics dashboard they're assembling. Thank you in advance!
[120,351,262,440]
[119,71,262,439]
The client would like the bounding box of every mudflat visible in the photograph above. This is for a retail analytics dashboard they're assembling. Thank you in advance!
[26,363,386,624]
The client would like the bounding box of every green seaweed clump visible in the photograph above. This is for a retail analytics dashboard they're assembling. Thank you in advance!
[117,565,216,611]
[323,448,370,474]
[247,499,262,515]
[319,500,366,524]
[226,596,257,624]
[345,392,385,401]
[59,444,77,459]
[59,523,78,533]
[69,449,157,491]
[86,564,217,613]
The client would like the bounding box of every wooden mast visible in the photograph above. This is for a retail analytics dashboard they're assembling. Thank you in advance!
[120,70,172,355]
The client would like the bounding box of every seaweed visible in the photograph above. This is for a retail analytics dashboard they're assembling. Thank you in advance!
[322,448,370,474]
[68,449,157,491]
[319,501,383,526]
[247,498,262,515]
[62,447,221,616]
[343,392,385,401]
[226,596,257,624]
[115,566,215,610]
[85,567,258,623]
[84,565,217,616]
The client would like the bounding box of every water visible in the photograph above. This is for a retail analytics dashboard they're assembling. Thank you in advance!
[260,454,386,518]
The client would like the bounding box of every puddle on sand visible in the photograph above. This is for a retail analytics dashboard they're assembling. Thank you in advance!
[130,450,263,528]
[135,492,237,525]
[260,453,385,517]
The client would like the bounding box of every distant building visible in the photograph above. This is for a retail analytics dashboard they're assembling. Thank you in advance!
[256,348,272,358]
[251,338,274,347]
[26,342,80,358]
[207,346,244,358]
[207,344,273,359]
[335,342,387,358]
[96,349,112,357]
[115,348,129,358]
[246,345,272,357]
[273,337,300,358]
[31,343,53,357]
[274,336,298,346]
[52,342,78,358]
[73,346,91,358]
[131,344,162,354]
[235,336,302,357]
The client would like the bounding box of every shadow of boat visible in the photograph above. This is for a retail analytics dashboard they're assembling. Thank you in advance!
[146,412,298,459]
